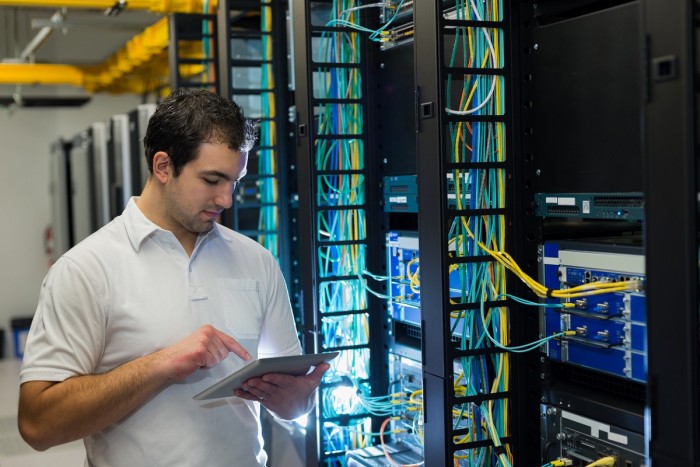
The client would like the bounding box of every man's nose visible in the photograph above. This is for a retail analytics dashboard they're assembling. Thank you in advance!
[215,182,235,209]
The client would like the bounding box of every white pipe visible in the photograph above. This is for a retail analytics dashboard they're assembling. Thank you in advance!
[19,9,64,61]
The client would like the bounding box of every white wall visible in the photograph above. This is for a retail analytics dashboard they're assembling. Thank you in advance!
[0,93,142,358]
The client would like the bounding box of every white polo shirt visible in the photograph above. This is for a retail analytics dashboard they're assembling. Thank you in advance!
[21,197,302,466]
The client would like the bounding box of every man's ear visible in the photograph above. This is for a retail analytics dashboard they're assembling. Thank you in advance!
[152,151,171,184]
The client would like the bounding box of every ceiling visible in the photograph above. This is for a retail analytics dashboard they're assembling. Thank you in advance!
[0,5,162,103]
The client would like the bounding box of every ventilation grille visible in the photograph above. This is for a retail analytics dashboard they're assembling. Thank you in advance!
[594,196,644,207]
[551,363,646,402]
[405,323,422,340]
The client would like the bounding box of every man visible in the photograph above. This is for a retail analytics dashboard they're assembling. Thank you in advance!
[18,89,328,466]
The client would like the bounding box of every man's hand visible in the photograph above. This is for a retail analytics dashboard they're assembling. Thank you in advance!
[233,363,330,420]
[155,324,251,382]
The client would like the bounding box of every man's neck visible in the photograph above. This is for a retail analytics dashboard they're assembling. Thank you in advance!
[136,180,197,256]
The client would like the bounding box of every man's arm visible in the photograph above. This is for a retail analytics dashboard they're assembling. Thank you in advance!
[18,325,250,451]
[234,363,330,420]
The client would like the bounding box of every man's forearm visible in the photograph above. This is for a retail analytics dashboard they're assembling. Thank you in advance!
[19,351,170,451]
[19,324,250,451]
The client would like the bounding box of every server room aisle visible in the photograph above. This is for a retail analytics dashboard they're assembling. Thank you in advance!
[0,359,84,467]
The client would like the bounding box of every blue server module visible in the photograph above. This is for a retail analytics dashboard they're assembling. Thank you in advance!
[386,232,465,358]
[541,239,646,382]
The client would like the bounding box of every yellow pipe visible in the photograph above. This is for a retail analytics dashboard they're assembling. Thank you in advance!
[0,14,212,93]
[0,63,85,86]
[0,0,216,14]
[81,16,169,91]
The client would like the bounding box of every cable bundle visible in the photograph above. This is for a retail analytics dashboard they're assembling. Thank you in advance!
[257,1,279,255]
[314,2,373,463]
[445,1,512,466]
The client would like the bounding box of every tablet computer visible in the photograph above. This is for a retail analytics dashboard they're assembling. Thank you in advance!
[193,351,339,400]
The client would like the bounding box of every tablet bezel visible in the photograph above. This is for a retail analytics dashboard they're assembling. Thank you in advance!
[193,351,339,400]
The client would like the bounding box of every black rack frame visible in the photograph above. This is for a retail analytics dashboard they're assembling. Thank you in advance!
[644,0,699,464]
[414,1,524,464]
[291,0,388,464]
[216,0,298,311]
[169,13,219,93]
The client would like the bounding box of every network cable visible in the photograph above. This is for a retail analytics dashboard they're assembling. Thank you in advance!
[380,417,425,467]
[445,0,500,115]
[541,459,573,467]
[585,457,616,467]
[457,221,642,299]
[326,0,407,43]
[445,2,510,465]
[258,1,280,256]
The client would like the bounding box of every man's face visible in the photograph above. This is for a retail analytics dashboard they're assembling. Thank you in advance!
[163,141,247,238]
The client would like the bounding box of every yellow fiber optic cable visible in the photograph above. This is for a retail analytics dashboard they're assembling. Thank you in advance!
[585,457,616,467]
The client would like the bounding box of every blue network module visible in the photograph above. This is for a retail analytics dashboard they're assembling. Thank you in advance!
[387,232,421,326]
[386,232,467,327]
[535,192,644,221]
[541,239,646,382]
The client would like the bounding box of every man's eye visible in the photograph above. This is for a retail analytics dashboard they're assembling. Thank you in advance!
[204,178,219,185]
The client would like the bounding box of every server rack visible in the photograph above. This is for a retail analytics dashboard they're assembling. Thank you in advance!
[108,114,134,218]
[287,0,700,465]
[128,103,157,193]
[216,1,303,464]
[292,0,388,463]
[518,0,700,466]
[216,0,299,310]
[643,0,699,464]
[69,130,98,244]
[90,122,111,229]
[414,1,521,464]
[48,139,73,263]
[518,2,649,467]
[169,12,219,93]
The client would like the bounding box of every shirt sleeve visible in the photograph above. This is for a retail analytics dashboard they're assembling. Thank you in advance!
[20,256,107,384]
[257,253,302,359]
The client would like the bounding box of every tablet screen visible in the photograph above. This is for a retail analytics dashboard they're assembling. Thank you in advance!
[193,351,339,400]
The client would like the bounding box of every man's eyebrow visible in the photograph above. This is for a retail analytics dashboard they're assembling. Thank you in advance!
[199,170,232,181]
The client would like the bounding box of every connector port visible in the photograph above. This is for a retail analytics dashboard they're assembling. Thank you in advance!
[596,330,610,342]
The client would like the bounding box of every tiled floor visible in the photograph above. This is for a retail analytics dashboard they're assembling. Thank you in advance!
[0,359,84,467]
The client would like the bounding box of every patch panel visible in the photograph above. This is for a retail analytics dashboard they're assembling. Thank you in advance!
[541,239,646,382]
[535,193,644,221]
[383,175,418,213]
[383,174,471,212]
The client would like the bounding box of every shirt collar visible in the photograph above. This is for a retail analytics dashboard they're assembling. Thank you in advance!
[123,197,234,251]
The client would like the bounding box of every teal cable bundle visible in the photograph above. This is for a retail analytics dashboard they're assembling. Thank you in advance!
[258,2,279,256]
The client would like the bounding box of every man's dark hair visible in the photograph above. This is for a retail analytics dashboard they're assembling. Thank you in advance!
[143,89,256,176]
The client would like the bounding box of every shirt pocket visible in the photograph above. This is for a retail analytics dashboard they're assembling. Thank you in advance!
[218,278,263,359]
